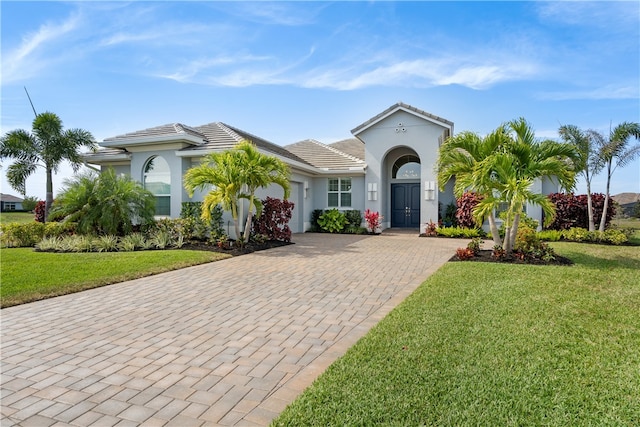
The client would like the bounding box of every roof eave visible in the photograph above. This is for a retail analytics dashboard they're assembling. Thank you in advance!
[101,134,204,148]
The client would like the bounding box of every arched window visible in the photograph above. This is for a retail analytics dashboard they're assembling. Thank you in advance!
[392,155,421,179]
[143,156,171,216]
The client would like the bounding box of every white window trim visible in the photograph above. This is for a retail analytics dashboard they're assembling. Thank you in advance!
[327,177,352,208]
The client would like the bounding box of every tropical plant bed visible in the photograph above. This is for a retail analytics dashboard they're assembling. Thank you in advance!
[180,239,292,256]
[449,249,573,266]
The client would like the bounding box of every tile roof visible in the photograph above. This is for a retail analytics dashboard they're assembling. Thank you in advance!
[103,123,205,144]
[351,102,453,136]
[328,138,364,160]
[0,193,24,203]
[180,122,312,165]
[284,139,365,171]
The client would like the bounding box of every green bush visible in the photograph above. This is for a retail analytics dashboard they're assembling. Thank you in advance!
[602,229,628,245]
[436,226,485,238]
[310,209,324,232]
[537,229,562,242]
[344,210,362,229]
[21,196,39,212]
[180,202,224,240]
[562,227,590,242]
[318,209,348,233]
[1,222,46,247]
[118,233,147,251]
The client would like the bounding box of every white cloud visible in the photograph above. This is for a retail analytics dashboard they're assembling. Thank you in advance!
[2,13,80,84]
[535,1,639,28]
[537,83,640,101]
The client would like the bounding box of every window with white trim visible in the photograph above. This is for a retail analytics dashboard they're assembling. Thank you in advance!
[328,177,351,208]
[143,156,171,216]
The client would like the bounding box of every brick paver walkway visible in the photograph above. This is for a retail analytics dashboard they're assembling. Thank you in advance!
[1,231,461,426]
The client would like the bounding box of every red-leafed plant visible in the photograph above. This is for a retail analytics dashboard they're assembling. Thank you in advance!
[34,201,46,223]
[364,209,383,234]
[424,220,438,236]
[455,247,475,260]
[252,197,294,242]
[456,192,483,228]
[546,193,615,230]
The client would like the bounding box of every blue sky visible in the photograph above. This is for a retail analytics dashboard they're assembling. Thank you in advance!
[2,1,639,201]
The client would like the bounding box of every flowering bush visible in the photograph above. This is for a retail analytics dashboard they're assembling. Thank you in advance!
[364,209,383,233]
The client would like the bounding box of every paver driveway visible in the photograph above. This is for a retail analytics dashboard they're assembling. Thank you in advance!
[1,231,461,426]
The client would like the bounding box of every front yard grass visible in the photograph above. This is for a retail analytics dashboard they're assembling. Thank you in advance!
[0,248,230,308]
[273,242,640,426]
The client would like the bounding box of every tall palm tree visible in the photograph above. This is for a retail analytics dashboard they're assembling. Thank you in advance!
[236,141,290,242]
[558,124,603,231]
[588,122,640,232]
[0,112,96,222]
[438,118,578,253]
[437,127,510,245]
[50,168,156,235]
[184,149,244,240]
[489,118,577,252]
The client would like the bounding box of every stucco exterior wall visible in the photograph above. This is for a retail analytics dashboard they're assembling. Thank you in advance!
[357,110,451,229]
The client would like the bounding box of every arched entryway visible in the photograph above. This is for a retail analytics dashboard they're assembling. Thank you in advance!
[390,153,421,228]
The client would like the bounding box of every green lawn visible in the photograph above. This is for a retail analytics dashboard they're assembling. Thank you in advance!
[273,242,640,426]
[0,211,35,224]
[0,248,230,308]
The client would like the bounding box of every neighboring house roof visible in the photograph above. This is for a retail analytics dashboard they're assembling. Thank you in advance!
[328,138,365,160]
[0,193,24,203]
[285,139,365,171]
[351,102,454,136]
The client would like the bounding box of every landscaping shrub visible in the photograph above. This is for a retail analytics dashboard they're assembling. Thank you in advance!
[537,229,562,242]
[95,235,119,252]
[441,202,457,227]
[310,209,324,232]
[562,227,590,242]
[344,210,362,229]
[318,209,348,233]
[119,233,147,251]
[252,197,294,242]
[180,202,224,240]
[467,237,483,255]
[547,193,615,230]
[1,222,46,247]
[34,201,46,223]
[436,226,485,238]
[456,192,482,228]
[455,247,475,260]
[364,209,383,233]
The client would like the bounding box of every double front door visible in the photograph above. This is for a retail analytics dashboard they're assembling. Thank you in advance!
[391,183,421,228]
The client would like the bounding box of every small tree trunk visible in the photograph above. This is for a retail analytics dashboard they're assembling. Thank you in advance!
[45,166,54,223]
[231,203,241,242]
[488,214,502,247]
[598,161,612,232]
[503,225,512,253]
[509,213,521,251]
[586,180,595,232]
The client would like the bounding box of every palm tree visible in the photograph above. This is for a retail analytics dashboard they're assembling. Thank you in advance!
[49,168,156,235]
[437,127,510,245]
[184,149,244,240]
[588,122,640,232]
[438,118,578,253]
[558,124,603,231]
[236,141,290,242]
[0,112,96,222]
[496,118,577,251]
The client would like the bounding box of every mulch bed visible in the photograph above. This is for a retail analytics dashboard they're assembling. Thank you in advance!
[449,249,573,266]
[180,240,292,257]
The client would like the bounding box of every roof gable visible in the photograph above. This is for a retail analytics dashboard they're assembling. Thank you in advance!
[351,102,453,136]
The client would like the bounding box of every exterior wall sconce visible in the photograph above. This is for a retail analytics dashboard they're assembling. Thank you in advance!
[424,181,436,200]
[368,182,378,201]
[304,181,309,199]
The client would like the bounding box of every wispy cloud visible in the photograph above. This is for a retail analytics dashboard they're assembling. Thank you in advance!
[2,13,80,84]
[535,1,639,28]
[537,83,640,101]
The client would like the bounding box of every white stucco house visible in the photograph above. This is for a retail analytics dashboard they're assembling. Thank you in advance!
[84,102,558,236]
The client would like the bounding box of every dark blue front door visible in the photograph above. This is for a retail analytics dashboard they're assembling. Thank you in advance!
[391,183,421,228]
